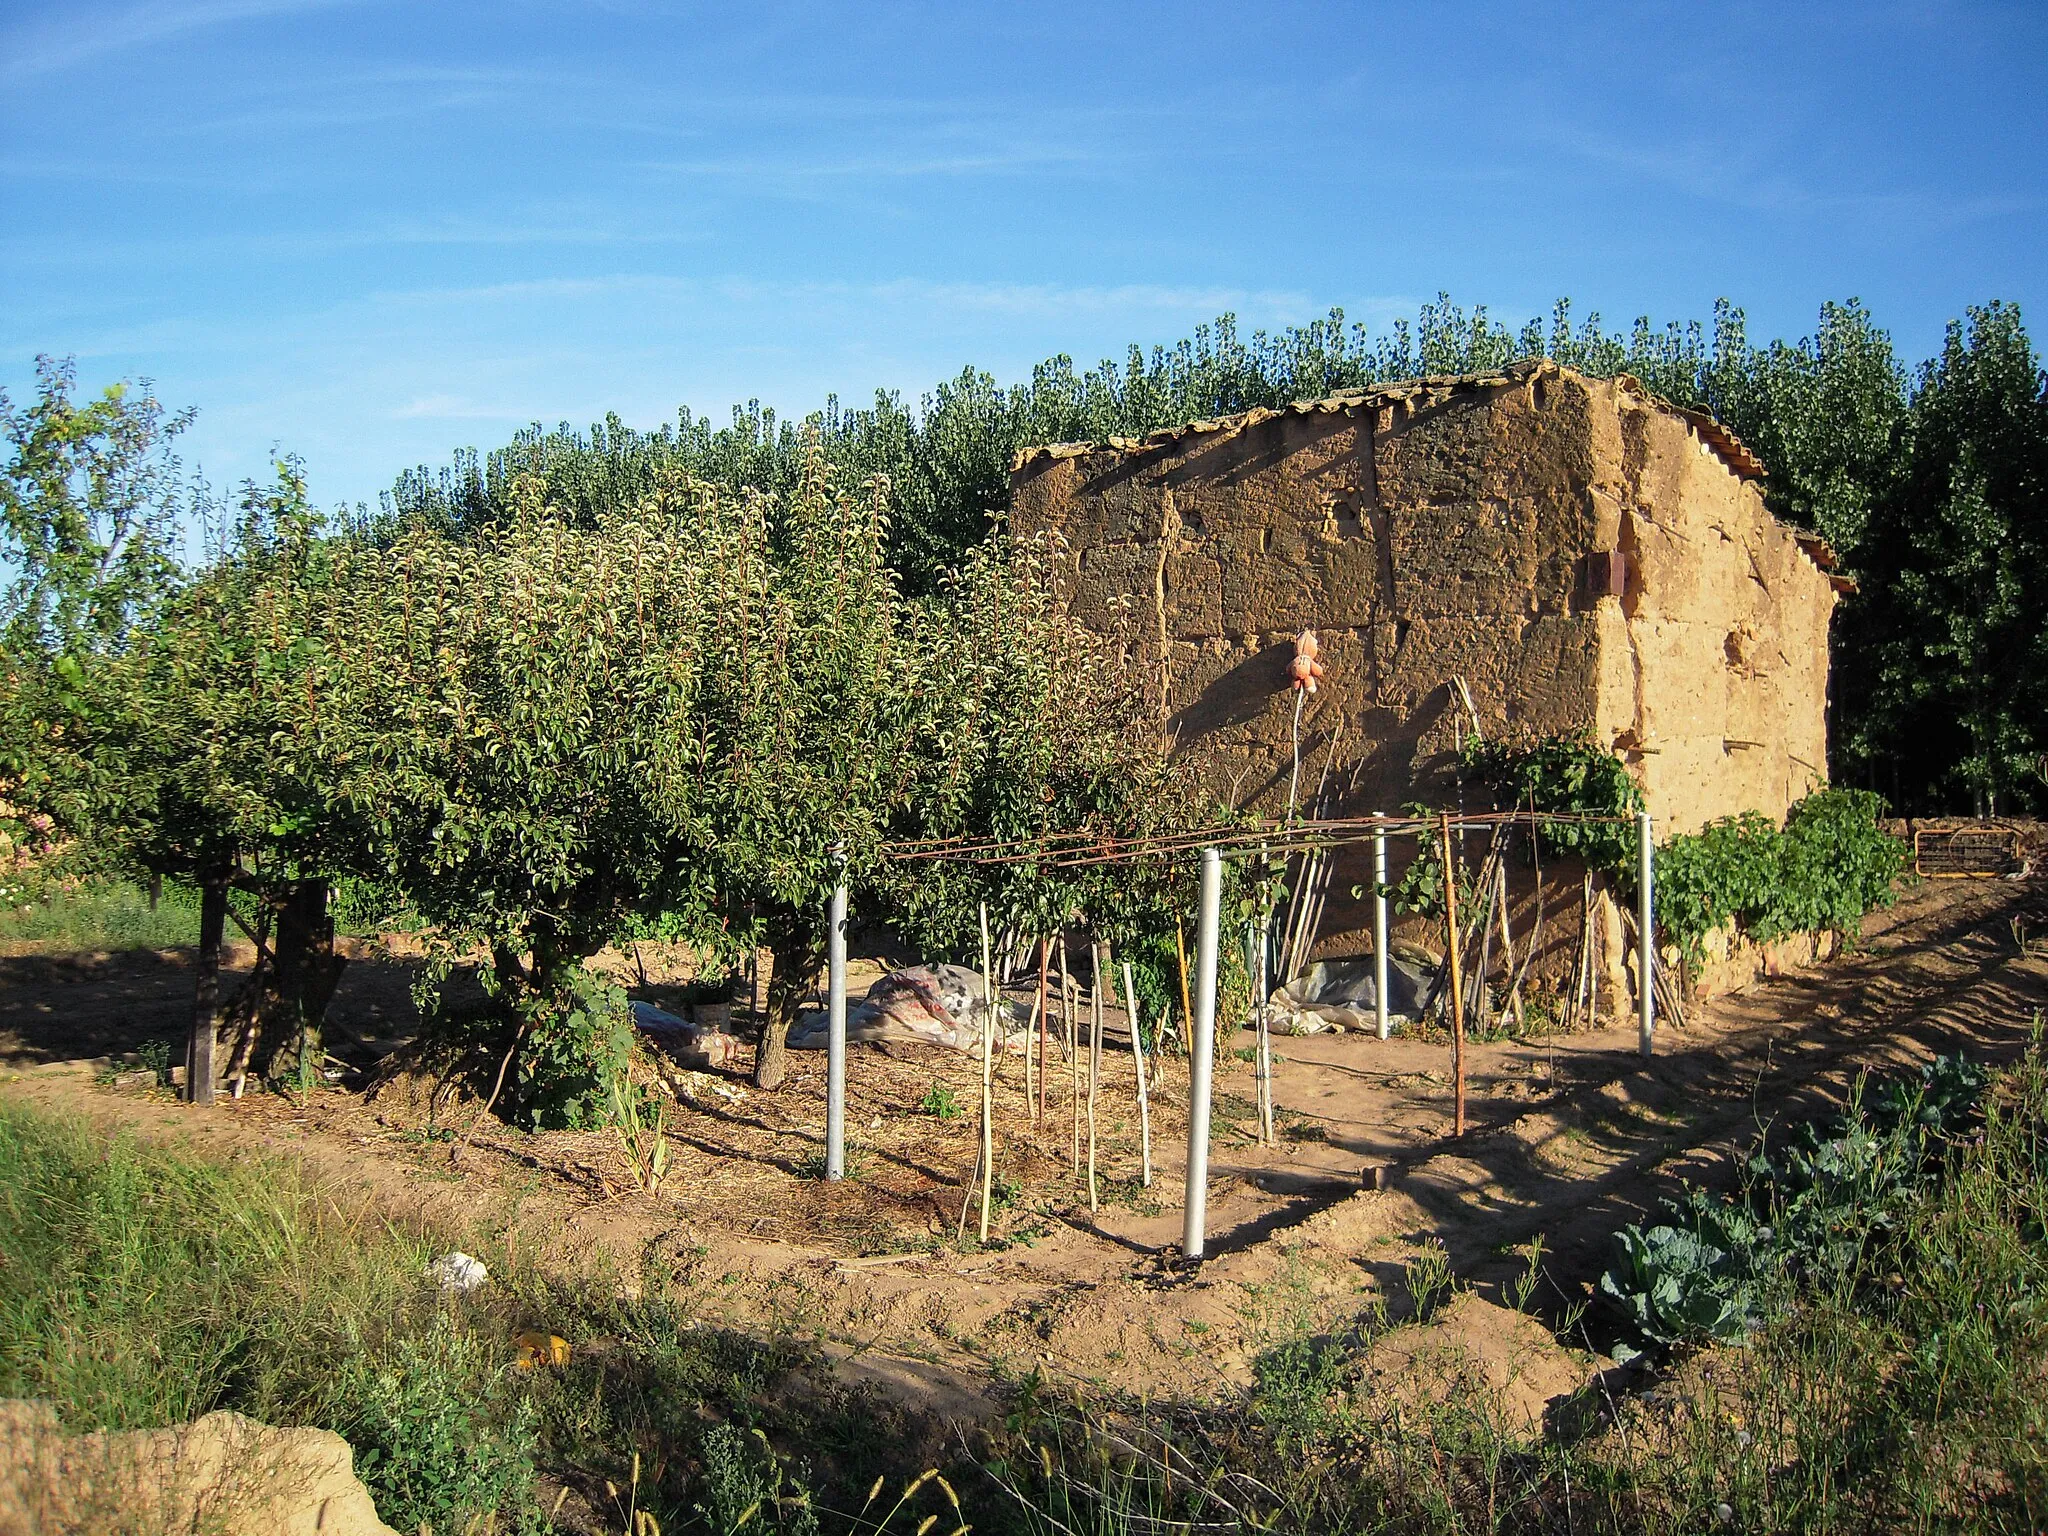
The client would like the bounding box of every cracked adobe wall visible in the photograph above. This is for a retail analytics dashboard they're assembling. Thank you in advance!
[1009,359,1834,868]
[1585,376,1836,833]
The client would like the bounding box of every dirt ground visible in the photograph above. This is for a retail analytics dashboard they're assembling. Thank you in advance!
[4,873,2046,1422]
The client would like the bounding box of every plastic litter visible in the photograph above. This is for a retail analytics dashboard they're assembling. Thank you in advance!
[1268,954,1440,1034]
[425,1251,489,1293]
[631,999,743,1071]
[786,963,1027,1054]
[514,1330,571,1368]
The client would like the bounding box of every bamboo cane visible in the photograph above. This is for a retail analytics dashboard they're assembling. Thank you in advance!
[1021,985,1041,1118]
[1573,872,1593,1029]
[978,903,995,1244]
[1035,936,1049,1124]
[1063,936,1079,1172]
[956,1139,981,1245]
[1087,940,1104,1212]
[1175,918,1193,1049]
[1441,813,1466,1139]
[1255,895,1275,1146]
[1590,883,1606,1027]
[1122,959,1153,1187]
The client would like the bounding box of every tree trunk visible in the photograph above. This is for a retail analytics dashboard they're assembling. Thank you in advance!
[752,939,818,1090]
[256,878,348,1087]
[186,876,227,1105]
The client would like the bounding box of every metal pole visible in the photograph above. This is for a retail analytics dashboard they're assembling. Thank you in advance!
[1638,810,1655,1059]
[825,848,849,1180]
[1373,812,1390,1041]
[1183,847,1223,1261]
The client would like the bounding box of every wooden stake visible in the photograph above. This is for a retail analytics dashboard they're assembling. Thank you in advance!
[1087,940,1104,1212]
[1440,812,1466,1139]
[1121,960,1153,1187]
[956,1139,981,1245]
[1174,918,1194,1048]
[978,902,995,1244]
[1590,882,1606,1027]
[1021,986,1040,1119]
[1062,935,1079,1172]
[1035,936,1050,1124]
[1255,894,1275,1146]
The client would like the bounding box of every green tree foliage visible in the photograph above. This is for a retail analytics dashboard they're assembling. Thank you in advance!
[1837,302,2048,814]
[383,296,1917,589]
[80,464,370,1083]
[0,355,188,654]
[0,359,190,870]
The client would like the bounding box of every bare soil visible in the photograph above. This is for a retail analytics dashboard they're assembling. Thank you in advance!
[4,875,2045,1425]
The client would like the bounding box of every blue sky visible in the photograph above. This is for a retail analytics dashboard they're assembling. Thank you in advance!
[3,0,2043,511]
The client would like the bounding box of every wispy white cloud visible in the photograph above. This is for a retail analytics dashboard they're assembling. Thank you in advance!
[1,0,363,80]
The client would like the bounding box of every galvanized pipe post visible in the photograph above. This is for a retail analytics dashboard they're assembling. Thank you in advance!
[1373,812,1390,1041]
[1182,847,1223,1262]
[825,845,849,1180]
[1637,811,1655,1060]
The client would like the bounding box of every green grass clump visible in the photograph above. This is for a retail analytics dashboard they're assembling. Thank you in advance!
[0,1101,539,1530]
[0,879,203,949]
[0,1102,941,1534]
[0,873,410,953]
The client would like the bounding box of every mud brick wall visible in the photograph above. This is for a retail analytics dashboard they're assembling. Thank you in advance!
[1583,382,1837,832]
[1010,360,1836,961]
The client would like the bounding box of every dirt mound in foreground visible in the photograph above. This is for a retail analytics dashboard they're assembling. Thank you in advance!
[1349,1292,1595,1436]
[0,1401,397,1536]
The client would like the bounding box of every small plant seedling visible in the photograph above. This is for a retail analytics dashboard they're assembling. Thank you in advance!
[1508,1233,1547,1314]
[795,1146,867,1180]
[135,1038,173,1086]
[916,1083,963,1120]
[1402,1239,1454,1321]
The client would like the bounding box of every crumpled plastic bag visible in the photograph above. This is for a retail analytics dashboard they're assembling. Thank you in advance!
[514,1330,571,1368]
[631,998,743,1070]
[425,1251,489,1293]
[787,963,1028,1054]
[1268,954,1440,1033]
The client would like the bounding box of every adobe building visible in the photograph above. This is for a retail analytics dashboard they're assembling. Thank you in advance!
[1009,358,1846,971]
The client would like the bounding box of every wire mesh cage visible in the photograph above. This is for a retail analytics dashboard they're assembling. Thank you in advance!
[1912,826,2023,879]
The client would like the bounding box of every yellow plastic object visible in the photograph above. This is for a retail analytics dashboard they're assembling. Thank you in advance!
[514,1330,571,1369]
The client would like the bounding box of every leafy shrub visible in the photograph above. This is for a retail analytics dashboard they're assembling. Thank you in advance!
[1777,785,1910,933]
[1653,787,1906,960]
[340,1314,539,1534]
[1460,734,1905,962]
[1461,731,1644,869]
[916,1083,963,1120]
[134,1037,172,1086]
[516,969,635,1130]
[694,1422,821,1536]
[1382,800,1482,921]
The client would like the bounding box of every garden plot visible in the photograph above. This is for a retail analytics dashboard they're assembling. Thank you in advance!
[2,873,2044,1415]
